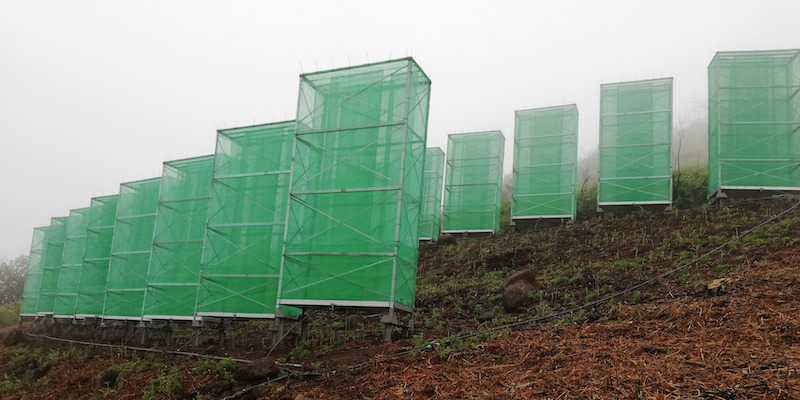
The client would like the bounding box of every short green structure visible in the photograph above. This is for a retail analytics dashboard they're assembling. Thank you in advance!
[197,122,295,319]
[53,207,90,318]
[19,226,49,318]
[512,105,578,226]
[37,216,68,316]
[419,147,445,242]
[103,178,161,320]
[708,49,800,201]
[442,131,505,234]
[75,195,119,318]
[278,58,431,317]
[143,156,214,321]
[598,78,673,211]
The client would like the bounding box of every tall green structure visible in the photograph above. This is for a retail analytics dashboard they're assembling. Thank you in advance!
[143,156,214,321]
[419,147,445,241]
[53,207,90,318]
[278,58,431,318]
[76,195,118,318]
[19,227,49,318]
[37,216,67,316]
[103,178,161,320]
[708,49,800,200]
[197,122,295,319]
[598,78,673,211]
[512,105,578,225]
[442,131,505,234]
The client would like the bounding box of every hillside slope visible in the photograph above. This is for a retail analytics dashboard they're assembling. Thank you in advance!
[2,198,799,399]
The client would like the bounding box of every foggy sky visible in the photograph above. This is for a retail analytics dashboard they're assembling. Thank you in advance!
[1,0,799,259]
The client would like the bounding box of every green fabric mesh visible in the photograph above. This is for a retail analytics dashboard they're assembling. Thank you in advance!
[143,156,213,319]
[197,121,295,318]
[279,58,431,311]
[53,208,90,317]
[103,178,161,319]
[442,132,505,233]
[598,79,673,205]
[76,195,118,317]
[19,226,48,316]
[709,49,800,195]
[37,216,67,315]
[513,106,578,219]
[419,148,444,241]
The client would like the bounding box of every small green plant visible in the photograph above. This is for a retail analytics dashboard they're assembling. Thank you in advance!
[290,341,312,358]
[144,367,183,400]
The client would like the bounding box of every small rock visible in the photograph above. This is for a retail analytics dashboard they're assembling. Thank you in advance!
[502,282,531,312]
[198,379,233,394]
[2,329,27,346]
[344,314,364,330]
[437,233,457,246]
[23,367,47,383]
[640,343,669,354]
[232,356,279,383]
[295,394,314,400]
[501,269,538,312]
[477,310,496,323]
[202,344,218,355]
[503,268,538,289]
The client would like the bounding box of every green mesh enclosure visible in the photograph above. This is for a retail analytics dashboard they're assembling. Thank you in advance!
[197,122,295,318]
[513,105,578,220]
[598,79,673,206]
[278,58,431,312]
[708,49,800,197]
[37,216,67,315]
[19,226,49,317]
[143,156,213,320]
[442,131,505,234]
[419,147,445,241]
[53,207,90,317]
[76,195,118,318]
[103,178,161,320]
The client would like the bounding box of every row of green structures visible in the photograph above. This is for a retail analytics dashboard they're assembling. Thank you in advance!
[19,48,800,324]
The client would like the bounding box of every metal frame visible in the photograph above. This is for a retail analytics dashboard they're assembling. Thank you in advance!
[196,121,296,321]
[102,177,161,322]
[442,131,505,234]
[708,49,800,200]
[277,58,430,340]
[597,78,673,212]
[512,105,578,226]
[419,147,445,242]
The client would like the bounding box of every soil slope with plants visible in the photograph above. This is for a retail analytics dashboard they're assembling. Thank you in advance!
[2,197,799,399]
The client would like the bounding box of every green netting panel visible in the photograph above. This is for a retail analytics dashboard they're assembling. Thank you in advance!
[53,207,90,317]
[279,58,431,312]
[37,216,67,315]
[76,195,118,317]
[513,105,578,220]
[598,79,673,205]
[708,49,800,196]
[197,121,295,318]
[19,227,49,316]
[442,131,505,233]
[143,155,213,320]
[103,178,160,320]
[419,147,445,241]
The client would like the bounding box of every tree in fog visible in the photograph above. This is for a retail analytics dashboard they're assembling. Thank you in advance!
[0,255,28,304]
